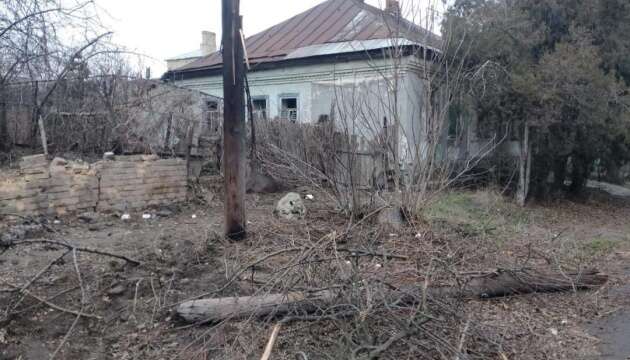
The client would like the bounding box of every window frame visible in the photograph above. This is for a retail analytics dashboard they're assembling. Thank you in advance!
[251,95,269,121]
[279,93,299,123]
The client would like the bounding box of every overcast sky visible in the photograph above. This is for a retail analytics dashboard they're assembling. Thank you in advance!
[95,0,443,77]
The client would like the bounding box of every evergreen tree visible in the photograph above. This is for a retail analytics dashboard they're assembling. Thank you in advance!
[443,0,630,200]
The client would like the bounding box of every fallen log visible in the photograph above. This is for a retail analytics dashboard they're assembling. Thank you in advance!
[176,268,608,323]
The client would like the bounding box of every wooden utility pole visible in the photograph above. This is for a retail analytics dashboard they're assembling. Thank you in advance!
[222,0,247,239]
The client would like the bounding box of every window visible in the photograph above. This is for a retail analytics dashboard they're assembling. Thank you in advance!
[206,100,218,111]
[280,96,298,122]
[206,100,220,132]
[252,97,267,121]
[447,103,462,139]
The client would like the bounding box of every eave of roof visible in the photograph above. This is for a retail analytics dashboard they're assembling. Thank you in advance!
[163,44,434,82]
[166,49,205,61]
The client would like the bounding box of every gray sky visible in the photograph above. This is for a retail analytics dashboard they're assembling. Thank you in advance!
[96,0,442,76]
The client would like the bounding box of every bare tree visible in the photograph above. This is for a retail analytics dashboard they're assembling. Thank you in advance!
[0,0,114,151]
[255,0,501,219]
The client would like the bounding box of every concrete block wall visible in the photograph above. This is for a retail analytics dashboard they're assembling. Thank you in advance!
[0,154,187,216]
[95,156,187,212]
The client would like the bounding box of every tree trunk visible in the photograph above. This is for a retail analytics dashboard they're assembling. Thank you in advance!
[604,161,623,185]
[163,113,173,152]
[0,84,8,150]
[30,81,39,149]
[516,124,531,206]
[569,154,590,195]
[552,156,568,192]
[185,121,196,179]
[177,268,607,323]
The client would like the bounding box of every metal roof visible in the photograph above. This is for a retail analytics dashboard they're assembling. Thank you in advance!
[166,49,205,61]
[172,0,441,74]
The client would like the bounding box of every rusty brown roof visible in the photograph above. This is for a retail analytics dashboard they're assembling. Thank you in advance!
[173,0,440,73]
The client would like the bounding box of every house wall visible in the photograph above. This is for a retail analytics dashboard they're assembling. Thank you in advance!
[173,57,418,124]
[399,65,429,164]
[173,55,437,181]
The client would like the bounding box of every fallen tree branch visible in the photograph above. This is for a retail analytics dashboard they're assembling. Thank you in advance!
[8,239,141,266]
[353,330,411,360]
[169,243,408,309]
[0,213,57,233]
[448,268,608,298]
[3,250,71,318]
[2,283,100,320]
[51,249,87,359]
[176,268,608,323]
[11,286,79,316]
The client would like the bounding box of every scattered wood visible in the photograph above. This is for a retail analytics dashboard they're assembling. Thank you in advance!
[176,268,608,323]
[260,323,282,360]
[178,289,336,323]
[444,267,608,298]
[3,283,100,320]
[7,239,141,266]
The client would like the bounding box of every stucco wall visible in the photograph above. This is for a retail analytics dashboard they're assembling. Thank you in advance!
[173,56,439,168]
[173,57,418,123]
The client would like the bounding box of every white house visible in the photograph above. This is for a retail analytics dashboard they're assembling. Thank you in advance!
[163,0,442,167]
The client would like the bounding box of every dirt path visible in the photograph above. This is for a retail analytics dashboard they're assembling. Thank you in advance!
[587,264,630,360]
[588,180,630,199]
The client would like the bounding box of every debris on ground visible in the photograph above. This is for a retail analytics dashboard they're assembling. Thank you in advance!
[0,182,628,359]
[274,192,306,220]
[377,206,405,229]
[78,212,99,223]
[0,223,45,245]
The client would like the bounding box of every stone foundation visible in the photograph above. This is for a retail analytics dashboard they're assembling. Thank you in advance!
[0,154,187,216]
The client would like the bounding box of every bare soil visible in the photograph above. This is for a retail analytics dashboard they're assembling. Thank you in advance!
[1,179,629,359]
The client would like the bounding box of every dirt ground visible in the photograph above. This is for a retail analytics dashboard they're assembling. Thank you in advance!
[1,178,629,359]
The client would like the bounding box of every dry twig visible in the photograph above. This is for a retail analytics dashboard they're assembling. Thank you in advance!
[260,323,282,360]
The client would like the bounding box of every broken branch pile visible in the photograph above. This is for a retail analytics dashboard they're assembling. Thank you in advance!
[177,268,608,323]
